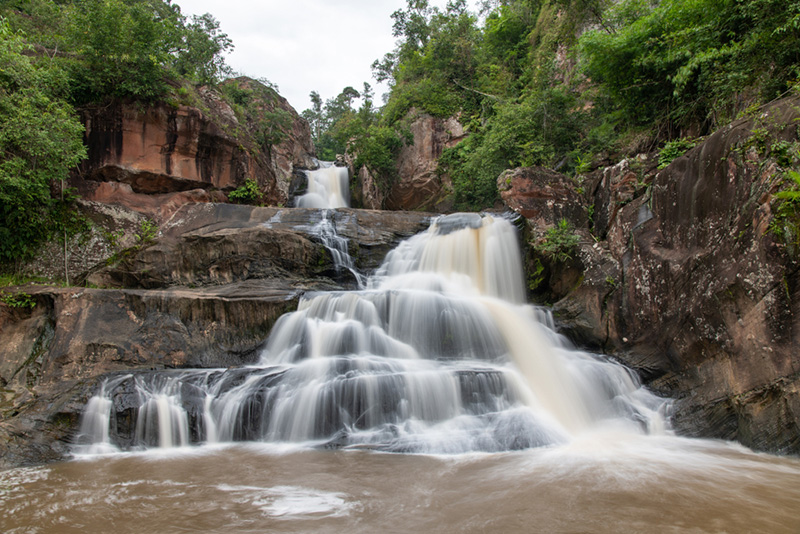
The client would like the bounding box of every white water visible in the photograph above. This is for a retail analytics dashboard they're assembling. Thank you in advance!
[295,162,350,208]
[309,210,365,287]
[75,213,665,454]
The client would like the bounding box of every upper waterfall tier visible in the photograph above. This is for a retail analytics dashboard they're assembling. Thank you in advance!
[371,212,526,303]
[296,162,350,208]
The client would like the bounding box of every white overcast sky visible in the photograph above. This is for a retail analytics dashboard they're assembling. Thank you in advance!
[175,0,458,114]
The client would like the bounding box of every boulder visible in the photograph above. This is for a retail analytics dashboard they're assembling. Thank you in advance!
[497,166,587,229]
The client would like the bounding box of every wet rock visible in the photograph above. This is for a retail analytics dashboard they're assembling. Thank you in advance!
[587,155,655,239]
[0,282,298,469]
[2,204,433,468]
[87,203,434,288]
[548,96,800,454]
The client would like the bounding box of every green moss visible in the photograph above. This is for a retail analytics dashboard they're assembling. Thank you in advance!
[527,257,546,291]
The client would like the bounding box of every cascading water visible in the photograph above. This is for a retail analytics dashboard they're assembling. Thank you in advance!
[75,213,665,455]
[309,210,365,288]
[295,162,350,208]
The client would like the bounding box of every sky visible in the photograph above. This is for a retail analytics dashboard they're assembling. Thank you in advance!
[174,0,455,114]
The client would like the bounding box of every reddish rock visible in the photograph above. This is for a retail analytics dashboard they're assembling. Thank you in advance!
[551,96,800,454]
[351,113,463,211]
[75,79,315,210]
[83,181,225,223]
[80,102,259,191]
[385,114,465,211]
[497,166,587,228]
[588,156,653,240]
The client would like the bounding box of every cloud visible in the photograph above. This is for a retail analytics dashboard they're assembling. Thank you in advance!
[175,0,413,113]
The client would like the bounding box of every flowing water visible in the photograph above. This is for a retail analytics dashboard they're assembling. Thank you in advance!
[308,210,365,288]
[3,212,799,532]
[295,163,350,209]
[3,439,800,533]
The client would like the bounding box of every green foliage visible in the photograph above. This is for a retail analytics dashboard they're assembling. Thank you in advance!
[440,86,584,211]
[535,219,581,263]
[658,137,699,169]
[2,0,233,104]
[219,78,292,154]
[135,219,158,243]
[771,140,799,168]
[579,0,800,135]
[375,0,483,122]
[172,12,233,85]
[527,256,546,291]
[0,18,87,265]
[350,125,406,193]
[64,0,179,102]
[0,290,36,309]
[769,170,800,256]
[228,179,264,205]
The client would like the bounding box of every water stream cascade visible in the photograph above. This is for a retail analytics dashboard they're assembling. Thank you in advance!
[75,213,665,454]
[295,162,350,209]
[6,211,800,534]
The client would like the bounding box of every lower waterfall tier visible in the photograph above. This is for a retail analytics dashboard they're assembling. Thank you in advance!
[75,213,667,455]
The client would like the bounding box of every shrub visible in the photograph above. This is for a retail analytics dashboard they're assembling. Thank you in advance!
[228,179,264,205]
[536,219,581,263]
[658,137,699,169]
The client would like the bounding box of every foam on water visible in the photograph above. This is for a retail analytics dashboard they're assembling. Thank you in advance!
[75,213,666,455]
[296,162,350,209]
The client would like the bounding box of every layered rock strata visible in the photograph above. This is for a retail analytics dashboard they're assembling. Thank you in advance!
[0,205,433,469]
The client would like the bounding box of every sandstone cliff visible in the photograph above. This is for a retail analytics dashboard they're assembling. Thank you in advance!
[75,78,316,219]
[499,96,800,454]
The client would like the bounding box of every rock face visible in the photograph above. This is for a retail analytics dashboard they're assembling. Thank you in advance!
[76,78,315,210]
[353,113,464,211]
[497,166,587,228]
[0,205,433,469]
[500,97,800,454]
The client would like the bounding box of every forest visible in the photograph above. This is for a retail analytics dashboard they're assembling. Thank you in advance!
[308,0,800,210]
[0,0,232,266]
[2,0,800,266]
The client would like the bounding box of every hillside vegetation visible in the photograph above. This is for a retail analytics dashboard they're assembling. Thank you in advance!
[307,0,800,210]
[0,0,233,268]
[3,0,800,269]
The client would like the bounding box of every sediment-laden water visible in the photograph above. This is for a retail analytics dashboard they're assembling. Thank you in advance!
[3,437,800,533]
[3,212,799,532]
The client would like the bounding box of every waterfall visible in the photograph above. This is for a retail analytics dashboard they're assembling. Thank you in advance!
[308,210,365,288]
[76,213,666,454]
[73,374,132,454]
[296,162,350,208]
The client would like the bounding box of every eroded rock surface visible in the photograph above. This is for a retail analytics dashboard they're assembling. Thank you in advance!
[500,97,800,454]
[75,78,315,209]
[1,205,433,468]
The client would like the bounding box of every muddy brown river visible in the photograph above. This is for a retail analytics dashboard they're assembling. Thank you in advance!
[3,434,799,533]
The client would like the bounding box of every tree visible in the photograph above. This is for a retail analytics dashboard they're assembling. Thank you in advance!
[64,0,181,102]
[302,90,324,142]
[0,19,86,265]
[172,12,233,85]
